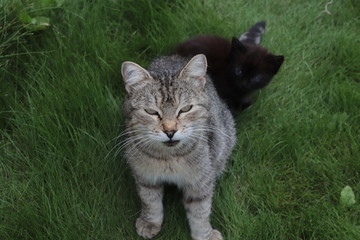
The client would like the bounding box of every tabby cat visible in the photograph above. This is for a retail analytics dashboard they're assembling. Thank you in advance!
[175,21,284,111]
[121,54,236,240]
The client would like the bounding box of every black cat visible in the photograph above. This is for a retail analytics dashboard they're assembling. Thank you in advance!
[175,21,284,111]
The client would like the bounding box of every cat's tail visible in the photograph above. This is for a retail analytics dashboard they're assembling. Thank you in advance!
[239,21,266,45]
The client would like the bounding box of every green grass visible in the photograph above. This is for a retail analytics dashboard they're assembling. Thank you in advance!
[1,0,360,239]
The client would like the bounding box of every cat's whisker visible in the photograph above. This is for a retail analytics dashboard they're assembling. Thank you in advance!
[187,137,210,147]
[114,135,145,151]
[139,139,157,157]
[115,134,153,153]
[104,129,148,159]
[104,136,137,160]
[190,127,230,138]
[112,134,147,157]
[115,140,145,159]
[115,134,143,148]
[126,138,154,159]
[113,128,148,142]
[191,125,235,138]
[187,133,211,144]
[189,127,240,148]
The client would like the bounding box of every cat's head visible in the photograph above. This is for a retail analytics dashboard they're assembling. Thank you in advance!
[121,54,209,152]
[229,37,284,93]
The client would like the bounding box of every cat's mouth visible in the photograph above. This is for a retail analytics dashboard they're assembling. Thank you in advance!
[163,140,180,147]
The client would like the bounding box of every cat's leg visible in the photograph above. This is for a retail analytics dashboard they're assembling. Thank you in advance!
[135,181,164,239]
[183,183,223,240]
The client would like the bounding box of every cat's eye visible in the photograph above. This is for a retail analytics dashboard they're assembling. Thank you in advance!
[253,76,262,82]
[145,108,160,117]
[235,67,243,77]
[178,105,193,116]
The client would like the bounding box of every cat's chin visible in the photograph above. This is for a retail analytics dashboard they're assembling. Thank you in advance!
[162,140,180,147]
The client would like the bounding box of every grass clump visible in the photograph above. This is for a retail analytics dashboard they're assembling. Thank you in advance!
[1,0,359,239]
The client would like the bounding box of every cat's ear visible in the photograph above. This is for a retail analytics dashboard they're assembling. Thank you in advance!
[179,54,207,88]
[121,61,153,94]
[231,37,247,53]
[267,55,284,74]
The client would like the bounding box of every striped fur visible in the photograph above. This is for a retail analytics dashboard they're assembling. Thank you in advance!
[121,54,236,240]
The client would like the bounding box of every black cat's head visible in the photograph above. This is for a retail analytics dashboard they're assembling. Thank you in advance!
[229,37,284,93]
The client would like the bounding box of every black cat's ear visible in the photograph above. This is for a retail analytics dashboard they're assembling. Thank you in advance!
[268,55,284,74]
[231,37,247,53]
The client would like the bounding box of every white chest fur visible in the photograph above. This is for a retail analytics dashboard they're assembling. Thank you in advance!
[131,156,200,187]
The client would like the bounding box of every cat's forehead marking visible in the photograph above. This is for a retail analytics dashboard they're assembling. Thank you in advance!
[161,76,175,104]
[150,71,178,105]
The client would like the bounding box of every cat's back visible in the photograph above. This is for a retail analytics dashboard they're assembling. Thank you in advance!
[175,35,231,72]
[147,55,187,76]
[175,35,230,58]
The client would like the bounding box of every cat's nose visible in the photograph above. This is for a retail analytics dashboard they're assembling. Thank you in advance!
[164,130,176,139]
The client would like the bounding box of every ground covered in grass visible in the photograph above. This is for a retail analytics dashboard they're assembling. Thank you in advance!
[1,0,359,239]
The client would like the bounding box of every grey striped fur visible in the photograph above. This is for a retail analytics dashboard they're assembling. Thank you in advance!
[121,54,236,240]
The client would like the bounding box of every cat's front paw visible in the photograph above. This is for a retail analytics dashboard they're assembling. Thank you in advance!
[136,217,162,239]
[192,229,223,240]
[209,230,223,240]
